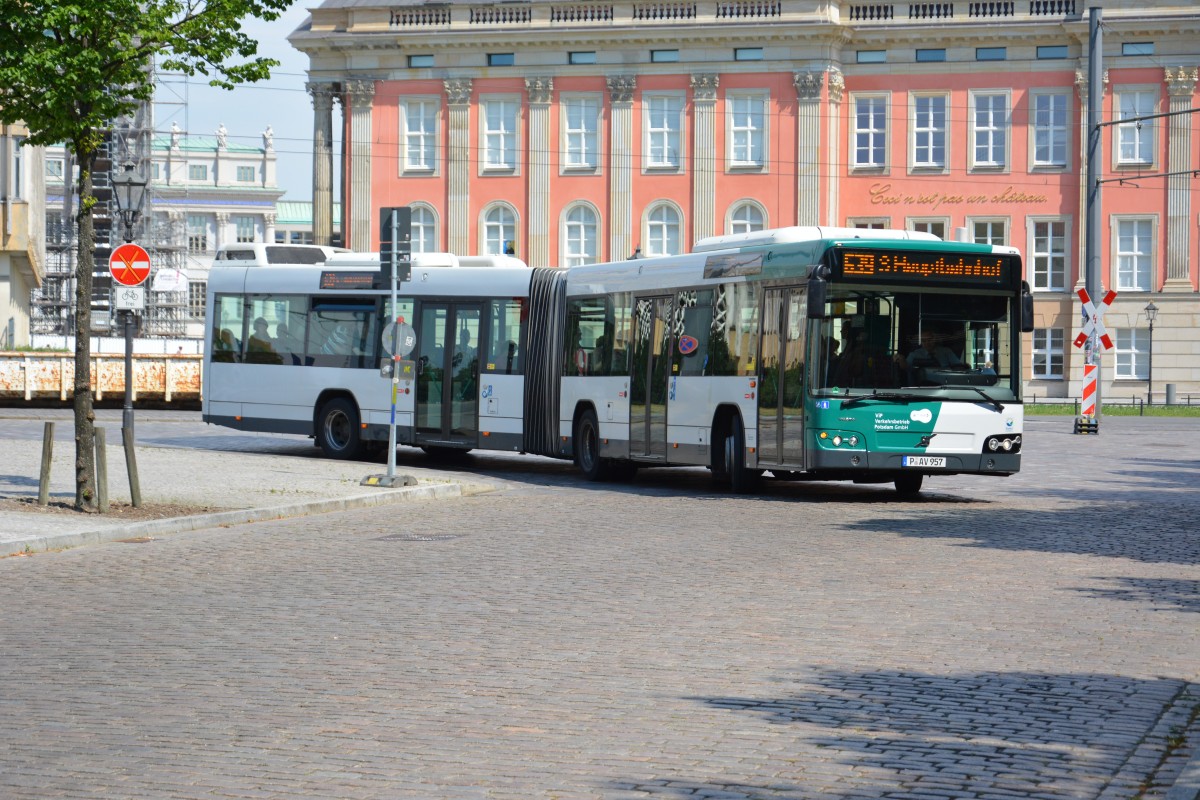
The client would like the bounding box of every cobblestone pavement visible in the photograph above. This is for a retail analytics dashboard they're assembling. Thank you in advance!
[0,413,1197,799]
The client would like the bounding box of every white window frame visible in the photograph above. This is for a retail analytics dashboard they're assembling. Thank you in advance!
[46,157,64,180]
[968,218,1008,246]
[235,165,255,183]
[848,217,889,229]
[1113,216,1156,292]
[908,218,948,240]
[187,214,209,254]
[1114,87,1157,168]
[187,281,207,320]
[561,93,602,173]
[727,201,766,234]
[188,163,208,182]
[1113,328,1149,380]
[479,95,521,174]
[643,92,684,172]
[969,90,1010,171]
[850,93,889,171]
[643,201,682,256]
[1031,328,1064,380]
[561,203,600,267]
[410,203,439,254]
[910,93,948,172]
[400,97,440,175]
[481,202,518,255]
[1027,217,1069,292]
[726,90,768,172]
[1030,90,1069,170]
[234,215,257,244]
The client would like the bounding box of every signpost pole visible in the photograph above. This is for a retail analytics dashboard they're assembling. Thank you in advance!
[123,310,135,440]
[387,211,399,480]
[362,207,415,489]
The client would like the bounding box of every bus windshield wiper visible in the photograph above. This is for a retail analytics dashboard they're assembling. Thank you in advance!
[840,391,927,408]
[951,385,1005,412]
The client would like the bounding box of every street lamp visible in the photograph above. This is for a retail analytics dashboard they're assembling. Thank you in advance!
[1144,301,1158,405]
[110,161,147,243]
[109,161,148,443]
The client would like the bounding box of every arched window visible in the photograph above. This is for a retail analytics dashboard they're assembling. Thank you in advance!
[410,204,438,253]
[645,203,681,256]
[729,202,765,235]
[563,204,598,267]
[483,204,517,255]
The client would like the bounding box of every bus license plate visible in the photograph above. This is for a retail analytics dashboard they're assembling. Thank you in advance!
[903,456,945,468]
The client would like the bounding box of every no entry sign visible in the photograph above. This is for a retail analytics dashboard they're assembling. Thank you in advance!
[109,243,151,287]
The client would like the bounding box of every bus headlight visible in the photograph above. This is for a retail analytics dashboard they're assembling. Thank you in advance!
[984,435,1022,454]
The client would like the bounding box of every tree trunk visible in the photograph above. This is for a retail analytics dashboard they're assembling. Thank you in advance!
[73,146,97,512]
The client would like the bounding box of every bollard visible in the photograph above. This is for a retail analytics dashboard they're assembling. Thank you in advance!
[38,421,54,506]
[96,428,109,513]
[122,427,142,508]
[1166,383,1176,406]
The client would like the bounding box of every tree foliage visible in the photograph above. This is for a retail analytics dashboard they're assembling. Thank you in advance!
[0,0,294,509]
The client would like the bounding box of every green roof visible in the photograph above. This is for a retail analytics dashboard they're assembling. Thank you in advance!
[151,134,263,154]
[276,200,341,226]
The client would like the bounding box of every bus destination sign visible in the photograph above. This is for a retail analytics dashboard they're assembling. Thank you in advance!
[320,271,377,291]
[836,249,1012,286]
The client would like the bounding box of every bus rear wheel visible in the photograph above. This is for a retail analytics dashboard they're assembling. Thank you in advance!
[575,409,612,481]
[722,420,760,494]
[316,397,367,461]
[894,473,924,496]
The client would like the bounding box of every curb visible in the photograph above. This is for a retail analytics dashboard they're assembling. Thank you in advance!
[4,482,465,557]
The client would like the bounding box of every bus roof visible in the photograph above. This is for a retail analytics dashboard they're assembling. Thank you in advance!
[215,243,348,266]
[693,226,940,253]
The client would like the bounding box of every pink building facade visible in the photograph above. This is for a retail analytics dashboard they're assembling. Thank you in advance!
[291,0,1200,399]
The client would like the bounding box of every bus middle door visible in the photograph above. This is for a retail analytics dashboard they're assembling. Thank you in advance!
[629,296,672,460]
[758,287,807,470]
[414,302,482,448]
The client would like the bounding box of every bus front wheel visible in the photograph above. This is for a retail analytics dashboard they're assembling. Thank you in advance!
[894,473,924,496]
[316,397,367,461]
[575,409,612,481]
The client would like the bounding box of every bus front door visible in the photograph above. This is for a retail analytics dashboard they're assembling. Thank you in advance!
[629,296,672,460]
[758,287,807,470]
[415,302,482,448]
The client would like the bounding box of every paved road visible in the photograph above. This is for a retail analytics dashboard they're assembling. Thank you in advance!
[0,410,1197,799]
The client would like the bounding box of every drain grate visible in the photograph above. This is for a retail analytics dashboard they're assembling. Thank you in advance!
[374,533,463,542]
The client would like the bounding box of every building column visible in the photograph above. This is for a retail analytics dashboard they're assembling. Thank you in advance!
[344,80,375,250]
[825,68,844,227]
[526,77,554,267]
[1164,66,1197,292]
[445,78,473,255]
[794,71,823,227]
[308,83,336,246]
[214,212,229,252]
[607,75,636,260]
[264,212,277,245]
[691,75,719,242]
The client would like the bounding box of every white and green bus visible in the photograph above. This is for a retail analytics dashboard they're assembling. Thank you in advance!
[204,227,1031,494]
[547,226,1031,494]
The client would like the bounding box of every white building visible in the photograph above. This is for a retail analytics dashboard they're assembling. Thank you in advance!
[151,124,284,337]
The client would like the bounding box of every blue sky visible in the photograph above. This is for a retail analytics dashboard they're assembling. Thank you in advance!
[156,4,315,200]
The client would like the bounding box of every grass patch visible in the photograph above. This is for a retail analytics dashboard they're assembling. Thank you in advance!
[1025,403,1200,417]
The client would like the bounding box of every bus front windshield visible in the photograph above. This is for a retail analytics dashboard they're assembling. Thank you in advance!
[810,289,1016,398]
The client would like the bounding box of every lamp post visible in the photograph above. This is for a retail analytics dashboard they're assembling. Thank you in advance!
[110,162,148,438]
[1144,301,1158,406]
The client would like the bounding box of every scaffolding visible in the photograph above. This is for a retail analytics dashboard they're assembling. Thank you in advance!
[32,63,190,339]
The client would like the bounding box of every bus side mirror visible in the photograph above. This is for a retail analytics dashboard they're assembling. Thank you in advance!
[1020,280,1034,333]
[807,266,829,318]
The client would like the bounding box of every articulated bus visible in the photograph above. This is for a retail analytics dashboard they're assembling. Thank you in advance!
[203,227,1031,494]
